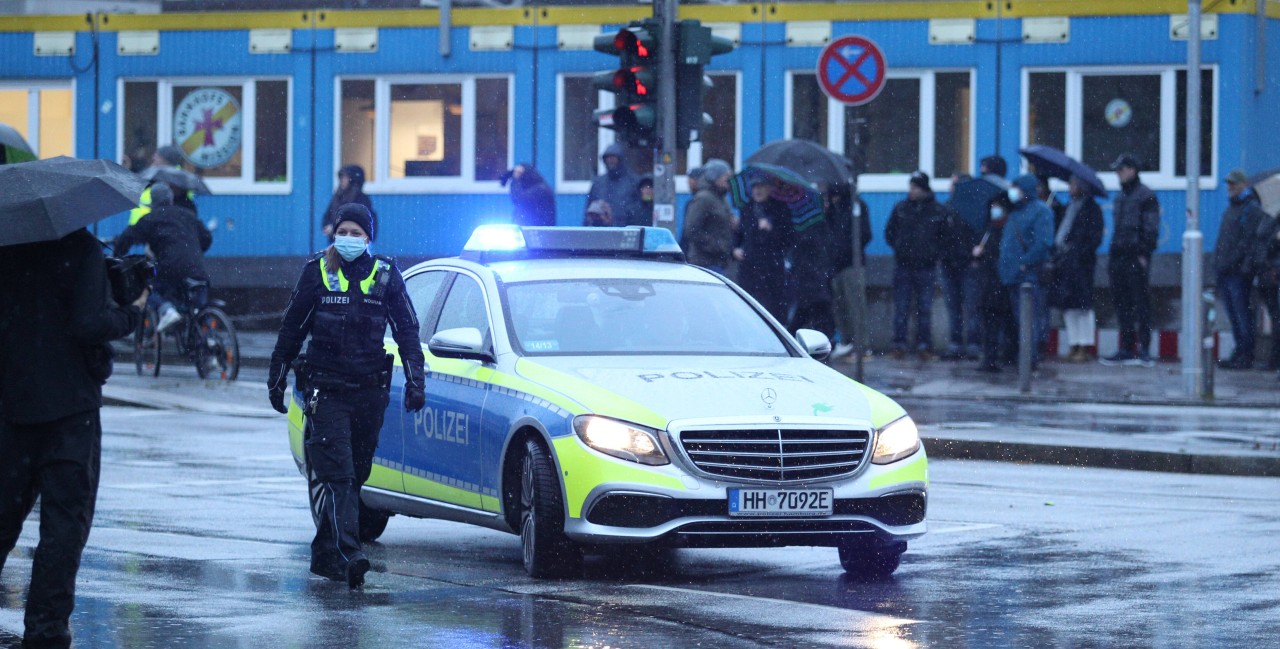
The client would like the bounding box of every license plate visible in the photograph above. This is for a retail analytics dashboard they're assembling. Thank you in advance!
[727,488,834,517]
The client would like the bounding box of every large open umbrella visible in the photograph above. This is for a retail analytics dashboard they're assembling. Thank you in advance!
[728,163,825,232]
[1249,168,1280,218]
[949,174,1009,234]
[1019,144,1106,198]
[0,122,37,165]
[746,139,854,188]
[0,156,147,246]
[140,165,212,195]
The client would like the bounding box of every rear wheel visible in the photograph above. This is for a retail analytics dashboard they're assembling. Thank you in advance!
[837,538,906,579]
[195,307,240,381]
[519,438,581,578]
[134,306,162,377]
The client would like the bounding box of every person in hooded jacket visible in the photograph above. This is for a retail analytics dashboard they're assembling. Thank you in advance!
[682,160,736,273]
[320,165,376,242]
[113,183,212,333]
[885,171,946,359]
[734,179,793,323]
[586,144,645,227]
[267,203,426,589]
[503,164,557,227]
[0,228,145,648]
[1214,169,1267,369]
[999,174,1055,366]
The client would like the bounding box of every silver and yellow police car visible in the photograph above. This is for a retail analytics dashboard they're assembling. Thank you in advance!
[287,225,927,578]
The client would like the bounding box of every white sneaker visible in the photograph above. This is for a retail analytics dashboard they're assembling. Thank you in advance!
[832,342,856,358]
[156,306,181,333]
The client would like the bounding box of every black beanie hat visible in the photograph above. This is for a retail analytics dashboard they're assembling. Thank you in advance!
[909,170,931,191]
[335,203,374,241]
[980,155,1008,178]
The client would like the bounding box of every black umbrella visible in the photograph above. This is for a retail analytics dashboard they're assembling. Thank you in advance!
[0,156,147,247]
[949,174,1009,234]
[0,122,37,165]
[1019,144,1106,198]
[746,139,854,188]
[1248,168,1280,218]
[140,166,212,195]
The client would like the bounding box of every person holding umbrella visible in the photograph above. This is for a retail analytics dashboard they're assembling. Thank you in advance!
[1050,174,1105,362]
[0,156,148,649]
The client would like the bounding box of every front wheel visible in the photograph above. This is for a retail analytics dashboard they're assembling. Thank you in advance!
[358,501,391,543]
[837,538,906,579]
[519,438,582,578]
[195,307,239,381]
[134,306,162,377]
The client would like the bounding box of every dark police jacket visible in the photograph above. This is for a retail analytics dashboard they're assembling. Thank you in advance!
[0,229,142,424]
[270,251,426,390]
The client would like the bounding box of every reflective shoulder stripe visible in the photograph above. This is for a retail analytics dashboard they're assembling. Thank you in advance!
[359,260,390,294]
[128,187,152,225]
[317,256,348,292]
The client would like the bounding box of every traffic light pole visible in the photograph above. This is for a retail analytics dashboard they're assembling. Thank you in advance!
[651,0,678,232]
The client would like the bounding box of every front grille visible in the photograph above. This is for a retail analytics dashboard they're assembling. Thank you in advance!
[678,428,872,482]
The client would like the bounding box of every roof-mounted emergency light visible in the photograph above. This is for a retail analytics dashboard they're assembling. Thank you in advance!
[461,225,684,263]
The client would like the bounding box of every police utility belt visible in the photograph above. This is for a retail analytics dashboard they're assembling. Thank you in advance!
[292,354,394,391]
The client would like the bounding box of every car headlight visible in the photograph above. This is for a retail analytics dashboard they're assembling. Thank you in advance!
[572,415,669,466]
[872,416,921,465]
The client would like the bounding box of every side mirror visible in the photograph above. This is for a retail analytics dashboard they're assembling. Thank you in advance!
[795,329,831,361]
[428,327,494,363]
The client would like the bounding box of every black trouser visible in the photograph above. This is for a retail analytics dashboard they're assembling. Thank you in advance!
[1258,279,1280,368]
[304,383,388,576]
[978,269,1016,367]
[0,411,101,649]
[1109,254,1152,356]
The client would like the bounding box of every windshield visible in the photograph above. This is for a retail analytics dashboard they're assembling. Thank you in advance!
[503,279,791,356]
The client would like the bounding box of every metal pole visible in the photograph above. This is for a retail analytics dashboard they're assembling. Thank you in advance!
[851,192,866,382]
[439,0,452,57]
[1182,0,1204,397]
[1258,0,1267,96]
[651,0,678,233]
[1019,282,1032,393]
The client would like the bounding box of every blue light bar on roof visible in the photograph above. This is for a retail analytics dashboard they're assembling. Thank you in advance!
[461,225,685,262]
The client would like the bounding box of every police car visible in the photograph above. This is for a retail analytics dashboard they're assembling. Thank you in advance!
[287,225,927,578]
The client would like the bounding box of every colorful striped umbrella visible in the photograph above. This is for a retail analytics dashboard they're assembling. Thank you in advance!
[728,163,826,232]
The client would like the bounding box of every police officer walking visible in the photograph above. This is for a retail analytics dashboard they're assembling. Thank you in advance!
[267,203,426,589]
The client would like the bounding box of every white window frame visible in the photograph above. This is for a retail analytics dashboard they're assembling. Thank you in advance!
[556,71,742,194]
[0,79,77,158]
[784,68,976,193]
[337,74,514,195]
[114,76,293,195]
[1019,65,1219,191]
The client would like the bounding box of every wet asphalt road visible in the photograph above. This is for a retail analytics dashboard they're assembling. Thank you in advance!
[2,371,1278,648]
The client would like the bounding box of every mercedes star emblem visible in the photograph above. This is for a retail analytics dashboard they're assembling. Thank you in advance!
[760,388,777,407]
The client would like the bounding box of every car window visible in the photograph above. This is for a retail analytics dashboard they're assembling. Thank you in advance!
[405,270,449,340]
[435,274,491,341]
[504,279,790,356]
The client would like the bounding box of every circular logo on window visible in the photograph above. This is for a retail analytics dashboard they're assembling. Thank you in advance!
[1104,98,1133,128]
[172,87,242,169]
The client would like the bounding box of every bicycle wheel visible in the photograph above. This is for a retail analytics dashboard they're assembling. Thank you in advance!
[195,307,240,381]
[134,306,162,377]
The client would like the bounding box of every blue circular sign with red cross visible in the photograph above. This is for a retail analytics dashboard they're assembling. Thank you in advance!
[817,36,887,106]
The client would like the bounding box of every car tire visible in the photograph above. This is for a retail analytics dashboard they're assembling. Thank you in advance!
[358,501,391,543]
[520,438,582,579]
[837,538,906,579]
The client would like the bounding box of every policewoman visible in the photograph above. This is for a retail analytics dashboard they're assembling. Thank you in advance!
[267,203,427,588]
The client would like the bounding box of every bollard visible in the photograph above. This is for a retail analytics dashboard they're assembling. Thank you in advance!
[1019,282,1033,394]
[1202,290,1216,400]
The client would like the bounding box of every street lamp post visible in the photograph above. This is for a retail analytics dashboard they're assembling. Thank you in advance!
[1182,0,1205,398]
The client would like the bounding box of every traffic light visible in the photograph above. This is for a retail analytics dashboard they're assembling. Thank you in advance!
[593,21,661,147]
[675,20,734,149]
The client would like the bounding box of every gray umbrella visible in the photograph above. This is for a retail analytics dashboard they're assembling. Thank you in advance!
[1248,168,1280,218]
[746,139,854,187]
[139,165,212,195]
[0,156,147,246]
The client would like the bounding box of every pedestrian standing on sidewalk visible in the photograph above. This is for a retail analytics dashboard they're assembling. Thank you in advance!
[502,163,557,227]
[0,229,146,649]
[999,174,1055,367]
[940,174,983,360]
[1250,208,1280,373]
[1101,154,1161,366]
[828,183,872,359]
[681,160,736,274]
[319,165,376,242]
[974,196,1016,372]
[734,178,793,323]
[1050,174,1105,362]
[587,144,644,227]
[267,204,427,589]
[1214,169,1266,370]
[885,171,946,359]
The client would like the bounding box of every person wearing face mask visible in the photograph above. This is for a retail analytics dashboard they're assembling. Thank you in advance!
[266,203,427,589]
[998,175,1055,368]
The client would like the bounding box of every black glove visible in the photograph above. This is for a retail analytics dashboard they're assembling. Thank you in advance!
[404,386,426,412]
[269,386,287,414]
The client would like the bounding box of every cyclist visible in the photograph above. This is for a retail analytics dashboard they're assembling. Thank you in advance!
[129,145,199,225]
[267,203,426,589]
[113,182,212,333]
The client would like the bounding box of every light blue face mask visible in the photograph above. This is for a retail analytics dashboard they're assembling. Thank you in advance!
[334,235,368,262]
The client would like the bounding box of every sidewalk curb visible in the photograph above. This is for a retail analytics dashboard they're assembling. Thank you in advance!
[891,391,1280,410]
[924,437,1280,478]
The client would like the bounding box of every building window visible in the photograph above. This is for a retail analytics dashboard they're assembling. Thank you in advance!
[1022,67,1215,187]
[0,82,75,160]
[789,70,973,191]
[557,72,740,192]
[338,76,511,193]
[119,78,291,192]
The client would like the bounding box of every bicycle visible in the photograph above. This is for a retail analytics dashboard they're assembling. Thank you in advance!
[134,278,240,381]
